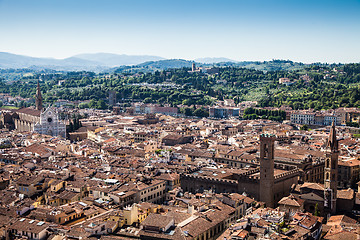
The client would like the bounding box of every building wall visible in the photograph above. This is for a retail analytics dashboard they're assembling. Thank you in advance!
[138,181,166,204]
[181,171,298,208]
[17,184,38,197]
[338,163,360,188]
[274,173,299,204]
[279,204,303,215]
[14,119,35,132]
[209,107,240,119]
[337,197,354,213]
[214,158,257,168]
[34,107,66,138]
[238,179,260,199]
[109,192,136,207]
[180,175,239,194]
[123,204,138,225]
[290,112,341,126]
[109,91,116,106]
[302,162,324,183]
[12,107,66,138]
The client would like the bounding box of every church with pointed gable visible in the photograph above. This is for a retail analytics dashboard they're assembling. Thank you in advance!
[33,105,66,138]
[288,122,342,216]
[12,81,66,138]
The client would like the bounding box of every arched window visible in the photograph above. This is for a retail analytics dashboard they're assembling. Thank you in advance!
[264,144,268,158]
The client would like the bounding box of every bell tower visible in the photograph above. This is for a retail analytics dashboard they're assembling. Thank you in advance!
[35,80,43,111]
[259,134,276,208]
[324,122,338,214]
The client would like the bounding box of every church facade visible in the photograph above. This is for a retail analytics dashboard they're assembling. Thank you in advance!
[3,81,66,138]
[33,106,66,138]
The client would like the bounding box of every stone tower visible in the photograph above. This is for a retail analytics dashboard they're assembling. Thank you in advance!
[35,80,43,111]
[324,122,338,214]
[192,63,196,72]
[259,134,276,208]
[109,90,117,106]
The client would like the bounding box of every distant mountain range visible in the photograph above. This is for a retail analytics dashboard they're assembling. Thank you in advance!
[0,52,100,71]
[0,52,241,71]
[0,52,166,71]
[73,53,165,67]
[0,52,307,72]
[194,57,237,64]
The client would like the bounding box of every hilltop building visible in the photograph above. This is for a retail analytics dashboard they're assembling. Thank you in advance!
[209,106,240,119]
[109,90,116,106]
[279,77,293,86]
[290,110,342,126]
[134,103,178,116]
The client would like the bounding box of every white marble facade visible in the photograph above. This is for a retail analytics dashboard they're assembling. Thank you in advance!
[34,106,66,138]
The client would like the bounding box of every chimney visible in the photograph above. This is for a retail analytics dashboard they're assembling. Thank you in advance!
[187,204,194,215]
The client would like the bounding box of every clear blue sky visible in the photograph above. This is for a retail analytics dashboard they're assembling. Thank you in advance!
[0,0,359,63]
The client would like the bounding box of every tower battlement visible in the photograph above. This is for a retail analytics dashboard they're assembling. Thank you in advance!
[181,174,238,185]
[239,168,260,176]
[237,168,260,180]
[238,175,260,183]
[260,133,277,141]
[274,169,300,181]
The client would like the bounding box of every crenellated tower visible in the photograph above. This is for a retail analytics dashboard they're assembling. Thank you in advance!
[324,122,338,214]
[259,133,276,208]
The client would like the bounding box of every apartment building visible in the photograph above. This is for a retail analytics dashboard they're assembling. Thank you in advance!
[290,110,342,126]
[209,106,240,119]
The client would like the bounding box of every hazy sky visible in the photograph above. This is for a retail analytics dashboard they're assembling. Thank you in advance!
[0,0,359,63]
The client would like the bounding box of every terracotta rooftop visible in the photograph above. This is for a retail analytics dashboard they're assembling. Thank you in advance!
[278,194,305,207]
[327,215,358,226]
[339,159,360,167]
[337,189,354,200]
[9,218,50,234]
[301,182,325,191]
[141,213,174,229]
[324,225,360,240]
[16,107,41,117]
